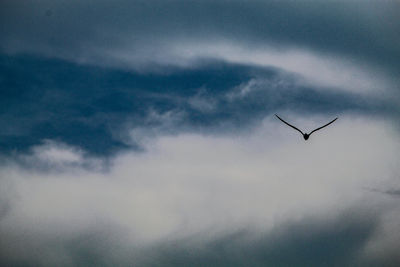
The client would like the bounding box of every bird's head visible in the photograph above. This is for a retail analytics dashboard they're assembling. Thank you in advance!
[303,133,309,140]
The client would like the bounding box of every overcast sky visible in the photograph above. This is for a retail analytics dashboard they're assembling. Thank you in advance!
[1,1,400,266]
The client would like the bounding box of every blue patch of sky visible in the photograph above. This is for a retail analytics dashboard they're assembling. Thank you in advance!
[0,54,394,156]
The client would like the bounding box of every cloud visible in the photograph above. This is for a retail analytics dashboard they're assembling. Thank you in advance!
[383,190,400,197]
[139,211,378,267]
[3,54,393,156]
[1,1,400,265]
[0,115,399,265]
[174,42,393,94]
[1,0,398,95]
[188,88,217,113]
[13,140,105,172]
[127,109,187,146]
[30,140,83,164]
[365,188,400,198]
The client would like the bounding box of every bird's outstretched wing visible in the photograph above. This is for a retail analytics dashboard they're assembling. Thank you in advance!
[309,117,338,136]
[275,114,304,135]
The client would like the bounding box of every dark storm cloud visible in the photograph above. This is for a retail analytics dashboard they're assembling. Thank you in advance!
[147,213,376,267]
[1,0,399,76]
[1,54,395,156]
[0,209,381,267]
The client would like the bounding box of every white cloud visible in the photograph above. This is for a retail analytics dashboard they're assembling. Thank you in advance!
[60,39,394,96]
[173,41,392,95]
[188,88,217,113]
[126,109,186,147]
[0,115,399,264]
[12,140,104,172]
[31,140,83,164]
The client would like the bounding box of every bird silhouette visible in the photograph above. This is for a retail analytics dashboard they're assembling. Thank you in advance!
[275,114,337,140]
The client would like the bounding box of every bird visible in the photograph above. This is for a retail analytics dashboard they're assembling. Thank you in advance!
[275,114,337,140]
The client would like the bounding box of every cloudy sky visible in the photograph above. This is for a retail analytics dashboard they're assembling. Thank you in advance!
[1,0,400,266]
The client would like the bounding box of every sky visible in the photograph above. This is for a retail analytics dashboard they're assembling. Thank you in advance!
[1,0,400,266]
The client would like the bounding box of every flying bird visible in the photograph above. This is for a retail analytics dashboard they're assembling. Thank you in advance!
[275,114,337,140]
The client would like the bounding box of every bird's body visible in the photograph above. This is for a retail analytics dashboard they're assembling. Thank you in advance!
[275,114,337,140]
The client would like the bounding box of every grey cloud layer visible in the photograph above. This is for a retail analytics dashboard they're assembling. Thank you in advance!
[1,0,399,76]
[1,116,400,266]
